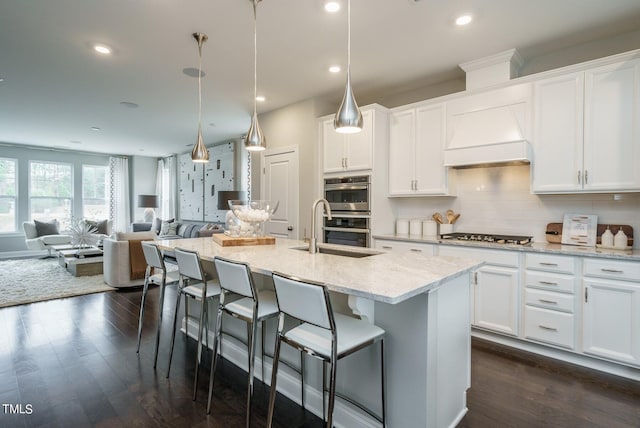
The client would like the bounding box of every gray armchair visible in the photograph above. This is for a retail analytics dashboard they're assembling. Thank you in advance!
[23,220,72,256]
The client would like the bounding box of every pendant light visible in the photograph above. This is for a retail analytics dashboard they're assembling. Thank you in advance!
[334,0,362,133]
[191,32,210,163]
[245,0,266,151]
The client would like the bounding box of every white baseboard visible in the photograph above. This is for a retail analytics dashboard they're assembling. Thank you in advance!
[182,317,383,428]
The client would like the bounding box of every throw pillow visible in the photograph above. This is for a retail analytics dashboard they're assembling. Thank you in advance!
[34,219,59,237]
[166,222,179,236]
[85,219,108,235]
[156,218,174,234]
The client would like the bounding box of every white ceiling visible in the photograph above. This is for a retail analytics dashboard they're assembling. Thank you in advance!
[1,0,640,158]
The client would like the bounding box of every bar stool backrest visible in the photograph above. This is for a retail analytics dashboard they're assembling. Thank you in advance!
[214,257,255,299]
[174,248,205,281]
[272,272,335,331]
[142,242,165,270]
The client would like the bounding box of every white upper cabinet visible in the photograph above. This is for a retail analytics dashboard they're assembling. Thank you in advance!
[532,58,640,193]
[388,102,454,196]
[322,109,374,173]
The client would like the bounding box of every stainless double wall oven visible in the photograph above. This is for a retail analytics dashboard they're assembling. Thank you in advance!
[323,175,371,248]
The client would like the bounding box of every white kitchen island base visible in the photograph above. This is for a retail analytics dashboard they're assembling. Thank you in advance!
[182,272,471,428]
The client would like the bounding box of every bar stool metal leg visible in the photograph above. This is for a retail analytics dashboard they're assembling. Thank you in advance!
[166,277,184,378]
[153,281,167,368]
[192,287,209,401]
[136,265,152,353]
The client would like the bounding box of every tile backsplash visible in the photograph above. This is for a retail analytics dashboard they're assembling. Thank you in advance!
[391,165,640,248]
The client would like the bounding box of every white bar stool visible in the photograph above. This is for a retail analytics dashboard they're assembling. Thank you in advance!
[167,247,221,401]
[136,242,181,368]
[206,256,280,427]
[268,271,386,428]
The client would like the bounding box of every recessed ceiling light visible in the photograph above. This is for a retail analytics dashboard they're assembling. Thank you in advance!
[93,44,112,55]
[329,65,341,73]
[209,122,216,127]
[0,77,5,82]
[90,126,101,131]
[256,96,266,102]
[455,14,472,26]
[324,1,340,13]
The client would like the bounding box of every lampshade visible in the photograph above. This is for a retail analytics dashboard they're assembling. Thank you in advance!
[137,195,159,208]
[192,32,210,163]
[244,0,266,151]
[218,190,247,210]
[334,0,363,134]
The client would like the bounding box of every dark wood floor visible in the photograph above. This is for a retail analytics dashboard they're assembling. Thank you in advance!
[0,285,638,427]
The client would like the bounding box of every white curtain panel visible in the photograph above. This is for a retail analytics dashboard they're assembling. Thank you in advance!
[109,157,131,232]
[156,156,177,220]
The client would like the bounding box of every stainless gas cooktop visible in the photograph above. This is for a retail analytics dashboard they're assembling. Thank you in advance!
[440,232,533,246]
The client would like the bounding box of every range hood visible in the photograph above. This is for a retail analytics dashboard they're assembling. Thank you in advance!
[444,87,532,168]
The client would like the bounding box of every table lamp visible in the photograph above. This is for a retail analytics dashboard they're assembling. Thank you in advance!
[138,195,159,223]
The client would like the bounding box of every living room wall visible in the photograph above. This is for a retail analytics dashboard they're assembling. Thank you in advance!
[0,144,153,253]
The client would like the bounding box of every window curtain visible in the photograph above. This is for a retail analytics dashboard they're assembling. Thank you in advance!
[156,156,176,220]
[109,157,130,233]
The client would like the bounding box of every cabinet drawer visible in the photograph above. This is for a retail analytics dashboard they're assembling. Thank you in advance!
[438,245,518,267]
[525,271,576,294]
[524,306,575,349]
[583,258,640,282]
[525,288,575,313]
[525,253,576,274]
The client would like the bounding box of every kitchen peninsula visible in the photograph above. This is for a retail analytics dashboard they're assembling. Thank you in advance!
[157,237,482,428]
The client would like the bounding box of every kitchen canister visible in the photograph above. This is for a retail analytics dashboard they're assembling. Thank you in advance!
[440,223,453,235]
[614,228,628,249]
[396,218,409,235]
[409,219,422,236]
[423,220,438,237]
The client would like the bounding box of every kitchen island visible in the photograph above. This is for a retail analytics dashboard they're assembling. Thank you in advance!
[156,237,482,428]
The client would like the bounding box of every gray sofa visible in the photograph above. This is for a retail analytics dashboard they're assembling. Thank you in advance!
[132,219,223,239]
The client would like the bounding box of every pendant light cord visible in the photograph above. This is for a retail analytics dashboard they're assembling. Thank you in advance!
[197,37,203,132]
[347,0,351,76]
[253,0,258,117]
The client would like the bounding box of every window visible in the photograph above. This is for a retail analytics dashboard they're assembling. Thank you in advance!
[0,158,17,233]
[82,165,109,220]
[30,161,73,228]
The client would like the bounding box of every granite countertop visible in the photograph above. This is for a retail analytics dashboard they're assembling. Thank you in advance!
[156,237,482,304]
[373,234,640,261]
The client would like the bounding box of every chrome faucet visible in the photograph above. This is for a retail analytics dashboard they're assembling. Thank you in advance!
[310,198,332,254]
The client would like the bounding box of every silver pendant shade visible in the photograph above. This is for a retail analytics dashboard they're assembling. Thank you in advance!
[191,32,210,163]
[245,0,266,151]
[334,0,363,134]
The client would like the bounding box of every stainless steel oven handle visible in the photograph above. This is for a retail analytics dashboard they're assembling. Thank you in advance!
[323,227,370,234]
[324,184,369,191]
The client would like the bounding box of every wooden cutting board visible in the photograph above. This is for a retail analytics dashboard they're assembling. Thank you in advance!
[545,223,634,246]
[212,234,275,247]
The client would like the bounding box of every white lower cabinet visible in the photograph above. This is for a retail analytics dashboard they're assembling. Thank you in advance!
[583,259,640,366]
[374,238,435,255]
[524,306,575,349]
[438,246,519,336]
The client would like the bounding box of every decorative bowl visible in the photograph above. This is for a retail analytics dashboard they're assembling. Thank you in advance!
[227,200,279,237]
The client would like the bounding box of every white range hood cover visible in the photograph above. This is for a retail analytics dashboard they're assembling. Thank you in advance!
[444,101,531,167]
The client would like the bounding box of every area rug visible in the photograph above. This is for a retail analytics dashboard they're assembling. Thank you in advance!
[0,258,115,308]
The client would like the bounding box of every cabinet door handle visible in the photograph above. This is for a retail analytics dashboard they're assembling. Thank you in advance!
[539,262,558,267]
[584,170,588,184]
[538,325,558,332]
[382,246,393,250]
[600,268,623,273]
[344,158,348,169]
[410,248,422,252]
[577,170,581,184]
[585,287,589,303]
[414,180,418,190]
[538,299,557,305]
[538,281,558,286]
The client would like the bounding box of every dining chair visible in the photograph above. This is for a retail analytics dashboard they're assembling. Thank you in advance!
[206,256,280,427]
[268,271,386,428]
[136,242,180,368]
[167,247,221,401]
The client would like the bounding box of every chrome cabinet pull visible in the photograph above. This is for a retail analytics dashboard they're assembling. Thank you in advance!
[410,248,422,252]
[538,299,557,305]
[585,170,588,184]
[539,262,558,266]
[414,180,418,190]
[344,158,348,169]
[577,170,581,184]
[601,268,623,273]
[539,281,558,286]
[382,246,393,250]
[538,325,558,332]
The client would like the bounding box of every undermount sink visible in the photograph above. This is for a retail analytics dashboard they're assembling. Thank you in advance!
[292,245,380,258]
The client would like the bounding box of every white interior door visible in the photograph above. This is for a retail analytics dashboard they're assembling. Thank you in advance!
[261,147,299,239]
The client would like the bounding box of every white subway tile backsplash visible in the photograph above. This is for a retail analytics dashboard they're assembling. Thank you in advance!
[392,165,640,248]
